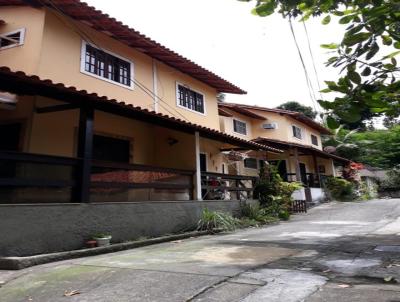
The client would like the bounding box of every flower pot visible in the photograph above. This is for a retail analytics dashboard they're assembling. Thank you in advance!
[94,236,112,247]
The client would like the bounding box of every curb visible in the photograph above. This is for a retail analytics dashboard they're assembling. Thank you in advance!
[0,229,221,270]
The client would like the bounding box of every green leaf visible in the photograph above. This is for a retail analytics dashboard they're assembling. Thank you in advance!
[338,107,361,123]
[382,35,392,46]
[348,71,361,84]
[339,15,354,24]
[327,116,340,129]
[343,32,372,46]
[361,67,371,76]
[394,42,400,49]
[320,88,332,93]
[383,51,400,59]
[322,15,331,25]
[318,100,334,109]
[252,0,277,16]
[321,43,339,49]
[366,43,379,60]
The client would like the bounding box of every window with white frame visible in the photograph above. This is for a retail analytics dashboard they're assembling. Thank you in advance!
[244,158,258,169]
[311,134,319,146]
[176,84,205,114]
[233,119,247,135]
[0,28,25,50]
[81,42,133,88]
[292,125,302,139]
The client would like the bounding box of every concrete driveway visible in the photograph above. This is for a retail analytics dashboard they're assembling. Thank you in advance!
[1,199,400,302]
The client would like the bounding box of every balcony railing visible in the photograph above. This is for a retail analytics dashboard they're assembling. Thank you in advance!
[201,172,258,201]
[286,173,324,188]
[0,151,194,203]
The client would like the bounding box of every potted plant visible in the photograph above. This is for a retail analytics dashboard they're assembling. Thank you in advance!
[93,233,112,247]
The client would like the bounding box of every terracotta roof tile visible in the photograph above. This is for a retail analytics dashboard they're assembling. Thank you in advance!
[0,66,282,153]
[0,0,245,94]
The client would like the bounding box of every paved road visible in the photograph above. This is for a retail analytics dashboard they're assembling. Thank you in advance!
[1,199,400,301]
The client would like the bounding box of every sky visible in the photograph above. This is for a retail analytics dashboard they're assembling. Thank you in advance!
[84,0,345,111]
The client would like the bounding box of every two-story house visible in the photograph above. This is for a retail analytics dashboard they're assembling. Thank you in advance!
[0,0,286,258]
[218,102,351,201]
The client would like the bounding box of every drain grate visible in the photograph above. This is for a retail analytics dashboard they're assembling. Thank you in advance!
[374,245,400,252]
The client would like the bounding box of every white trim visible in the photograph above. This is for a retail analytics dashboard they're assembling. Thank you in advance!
[80,40,134,90]
[0,28,25,51]
[175,82,206,116]
[195,132,202,200]
[232,117,248,136]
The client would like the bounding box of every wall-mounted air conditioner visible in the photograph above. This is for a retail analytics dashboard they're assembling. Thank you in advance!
[262,122,278,129]
[0,92,17,110]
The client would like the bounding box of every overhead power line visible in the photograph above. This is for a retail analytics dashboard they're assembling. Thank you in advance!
[288,18,319,113]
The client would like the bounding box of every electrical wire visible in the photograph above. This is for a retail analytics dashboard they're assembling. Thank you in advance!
[288,18,319,113]
[302,21,324,104]
[42,0,191,122]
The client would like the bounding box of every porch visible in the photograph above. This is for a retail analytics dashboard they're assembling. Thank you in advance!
[0,67,281,256]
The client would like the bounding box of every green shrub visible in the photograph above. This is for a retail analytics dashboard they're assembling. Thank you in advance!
[379,165,400,191]
[197,208,239,232]
[325,177,355,201]
[240,203,278,225]
[253,164,302,220]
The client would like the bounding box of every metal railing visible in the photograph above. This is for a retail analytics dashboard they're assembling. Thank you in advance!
[201,172,258,201]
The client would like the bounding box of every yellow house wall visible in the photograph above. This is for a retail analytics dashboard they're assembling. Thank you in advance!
[0,6,45,74]
[218,109,254,140]
[1,6,221,130]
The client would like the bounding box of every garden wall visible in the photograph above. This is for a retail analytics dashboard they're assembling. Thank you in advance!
[0,200,243,257]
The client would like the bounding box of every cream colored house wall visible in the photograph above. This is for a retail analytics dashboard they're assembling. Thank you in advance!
[0,6,45,74]
[0,6,221,130]
[218,109,254,140]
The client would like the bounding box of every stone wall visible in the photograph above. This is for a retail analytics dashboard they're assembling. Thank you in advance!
[0,200,242,257]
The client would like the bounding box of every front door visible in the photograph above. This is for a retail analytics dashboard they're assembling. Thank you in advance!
[0,123,22,178]
[299,163,307,185]
[199,153,207,172]
[269,160,288,181]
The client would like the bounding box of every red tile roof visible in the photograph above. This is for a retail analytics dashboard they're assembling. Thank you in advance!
[0,0,245,94]
[0,66,282,153]
[219,102,332,135]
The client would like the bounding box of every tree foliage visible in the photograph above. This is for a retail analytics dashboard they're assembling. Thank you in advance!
[276,101,317,119]
[323,125,400,168]
[241,0,400,128]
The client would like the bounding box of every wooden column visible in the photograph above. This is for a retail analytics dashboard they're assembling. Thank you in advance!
[312,152,320,187]
[293,147,301,182]
[76,105,94,203]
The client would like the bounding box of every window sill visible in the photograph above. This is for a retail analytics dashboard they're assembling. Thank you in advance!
[80,70,134,90]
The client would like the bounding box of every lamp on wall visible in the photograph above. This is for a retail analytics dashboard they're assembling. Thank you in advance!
[0,91,17,110]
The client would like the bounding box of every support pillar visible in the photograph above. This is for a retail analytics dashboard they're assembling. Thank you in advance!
[312,152,320,187]
[194,131,202,200]
[293,147,301,182]
[76,105,94,203]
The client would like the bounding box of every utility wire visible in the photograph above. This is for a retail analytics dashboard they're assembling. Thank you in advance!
[302,21,324,106]
[288,18,319,113]
[43,0,191,122]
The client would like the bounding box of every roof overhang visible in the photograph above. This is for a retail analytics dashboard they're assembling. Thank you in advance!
[218,103,266,120]
[0,0,246,94]
[253,137,351,164]
[0,67,282,153]
[221,102,332,135]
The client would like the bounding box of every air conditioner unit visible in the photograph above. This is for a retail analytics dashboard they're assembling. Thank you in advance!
[0,92,17,110]
[262,122,277,129]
